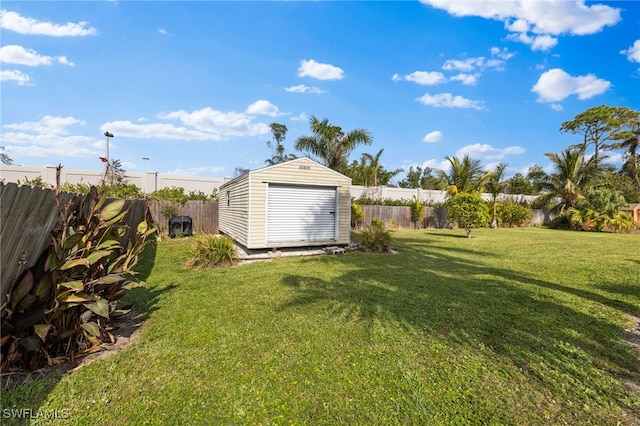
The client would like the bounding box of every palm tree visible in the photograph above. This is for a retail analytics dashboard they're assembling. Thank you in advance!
[437,155,491,197]
[535,147,601,212]
[618,129,640,191]
[295,116,372,172]
[486,162,508,228]
[609,108,640,191]
[362,148,385,187]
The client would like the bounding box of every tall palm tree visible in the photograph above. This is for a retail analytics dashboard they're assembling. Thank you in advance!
[362,148,385,187]
[295,116,372,172]
[486,162,508,228]
[618,129,640,192]
[535,147,601,212]
[437,155,491,197]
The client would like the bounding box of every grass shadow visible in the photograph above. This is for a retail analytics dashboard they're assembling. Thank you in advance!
[277,235,640,409]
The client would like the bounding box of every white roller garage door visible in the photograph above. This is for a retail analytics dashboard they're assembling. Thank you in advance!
[267,184,337,244]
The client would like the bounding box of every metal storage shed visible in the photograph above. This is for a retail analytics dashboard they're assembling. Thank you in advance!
[218,157,351,249]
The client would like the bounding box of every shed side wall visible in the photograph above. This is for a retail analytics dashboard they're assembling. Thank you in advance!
[218,174,250,246]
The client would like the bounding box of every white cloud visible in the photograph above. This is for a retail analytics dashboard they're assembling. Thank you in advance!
[416,93,485,110]
[532,68,611,102]
[442,55,508,72]
[285,84,325,94]
[101,120,219,141]
[0,45,72,66]
[450,73,478,85]
[621,40,640,63]
[245,100,283,117]
[508,32,558,51]
[442,58,481,72]
[4,115,86,135]
[2,134,101,157]
[158,28,168,35]
[392,71,446,85]
[604,152,624,166]
[291,113,307,122]
[1,115,99,157]
[455,143,525,161]
[420,0,621,51]
[422,131,443,143]
[505,18,529,33]
[151,105,270,139]
[0,69,31,85]
[298,59,344,80]
[422,158,451,172]
[550,103,564,111]
[0,10,98,36]
[491,46,515,60]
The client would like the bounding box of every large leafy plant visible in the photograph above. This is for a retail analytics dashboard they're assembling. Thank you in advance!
[1,186,156,371]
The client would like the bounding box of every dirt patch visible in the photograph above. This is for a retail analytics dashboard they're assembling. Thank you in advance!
[1,314,146,390]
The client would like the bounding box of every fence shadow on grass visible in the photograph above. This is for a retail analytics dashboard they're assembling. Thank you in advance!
[277,235,640,411]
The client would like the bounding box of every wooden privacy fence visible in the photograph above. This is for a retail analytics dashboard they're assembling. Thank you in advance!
[0,183,149,303]
[360,205,555,229]
[147,199,218,236]
[360,205,449,229]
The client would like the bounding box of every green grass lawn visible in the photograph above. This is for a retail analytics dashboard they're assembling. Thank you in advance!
[2,228,639,425]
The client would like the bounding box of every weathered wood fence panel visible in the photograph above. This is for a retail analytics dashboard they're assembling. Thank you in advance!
[361,205,449,229]
[361,205,553,229]
[148,200,218,235]
[1,183,75,303]
[1,183,150,303]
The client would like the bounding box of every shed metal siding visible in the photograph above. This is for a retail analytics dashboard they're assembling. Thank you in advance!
[218,174,250,247]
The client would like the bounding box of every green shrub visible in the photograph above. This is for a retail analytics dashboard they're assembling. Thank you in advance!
[161,204,178,220]
[59,182,92,194]
[150,186,190,204]
[552,189,636,233]
[447,193,490,238]
[351,201,365,229]
[150,186,218,203]
[496,200,533,227]
[549,212,572,229]
[606,211,636,233]
[17,175,51,188]
[360,218,392,253]
[410,196,426,229]
[185,234,237,269]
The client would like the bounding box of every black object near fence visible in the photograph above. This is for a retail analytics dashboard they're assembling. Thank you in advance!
[169,215,193,238]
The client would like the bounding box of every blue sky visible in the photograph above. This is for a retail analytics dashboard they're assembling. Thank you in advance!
[1,1,639,182]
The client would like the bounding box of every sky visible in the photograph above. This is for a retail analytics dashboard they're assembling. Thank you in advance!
[1,1,639,182]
